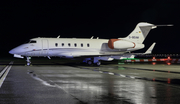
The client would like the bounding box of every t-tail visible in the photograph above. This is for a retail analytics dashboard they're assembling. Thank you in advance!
[120,22,173,44]
[120,22,156,44]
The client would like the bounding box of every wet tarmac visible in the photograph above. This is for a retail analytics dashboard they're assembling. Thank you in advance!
[1,60,180,104]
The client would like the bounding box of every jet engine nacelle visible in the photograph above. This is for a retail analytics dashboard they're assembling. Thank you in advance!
[108,39,135,49]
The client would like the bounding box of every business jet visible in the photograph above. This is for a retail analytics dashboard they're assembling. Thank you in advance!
[9,22,172,66]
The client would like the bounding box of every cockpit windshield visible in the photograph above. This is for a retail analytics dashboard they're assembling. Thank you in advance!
[30,40,37,43]
[24,40,37,43]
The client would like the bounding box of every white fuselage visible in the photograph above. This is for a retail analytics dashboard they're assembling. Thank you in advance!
[9,37,144,58]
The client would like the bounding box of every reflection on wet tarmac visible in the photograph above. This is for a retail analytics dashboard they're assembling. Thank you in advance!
[25,63,180,104]
[33,70,150,103]
[1,62,180,104]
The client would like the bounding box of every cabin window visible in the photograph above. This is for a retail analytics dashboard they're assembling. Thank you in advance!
[87,43,90,47]
[55,43,58,47]
[68,43,71,47]
[74,43,77,47]
[62,43,64,47]
[81,43,83,47]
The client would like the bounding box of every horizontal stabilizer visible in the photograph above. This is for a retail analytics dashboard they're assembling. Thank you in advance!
[156,24,173,27]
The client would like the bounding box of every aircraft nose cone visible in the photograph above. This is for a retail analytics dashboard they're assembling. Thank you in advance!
[9,47,20,54]
[9,44,28,55]
[9,49,15,54]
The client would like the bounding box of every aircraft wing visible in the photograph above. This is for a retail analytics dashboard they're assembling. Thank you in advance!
[58,52,101,58]
[144,42,156,54]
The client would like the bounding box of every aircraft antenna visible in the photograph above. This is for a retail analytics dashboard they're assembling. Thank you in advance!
[57,35,60,38]
[91,36,94,39]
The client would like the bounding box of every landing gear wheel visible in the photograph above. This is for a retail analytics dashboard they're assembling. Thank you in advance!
[26,56,31,66]
[96,61,101,66]
[27,62,31,66]
[87,60,93,66]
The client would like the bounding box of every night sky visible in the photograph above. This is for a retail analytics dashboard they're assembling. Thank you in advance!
[1,0,180,58]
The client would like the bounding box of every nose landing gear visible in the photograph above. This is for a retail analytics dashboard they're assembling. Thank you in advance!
[26,57,31,66]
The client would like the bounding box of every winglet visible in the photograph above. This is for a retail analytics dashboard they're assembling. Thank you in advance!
[144,42,156,54]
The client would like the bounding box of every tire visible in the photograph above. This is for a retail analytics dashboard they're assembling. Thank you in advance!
[27,62,31,66]
[87,60,93,65]
[96,61,101,66]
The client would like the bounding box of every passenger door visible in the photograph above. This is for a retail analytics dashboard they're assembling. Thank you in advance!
[42,39,49,56]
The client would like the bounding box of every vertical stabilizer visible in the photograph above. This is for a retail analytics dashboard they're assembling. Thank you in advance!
[120,22,156,44]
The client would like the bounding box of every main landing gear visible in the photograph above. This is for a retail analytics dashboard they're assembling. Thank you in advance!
[96,61,101,66]
[87,60,93,65]
[86,58,101,66]
[26,56,31,66]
